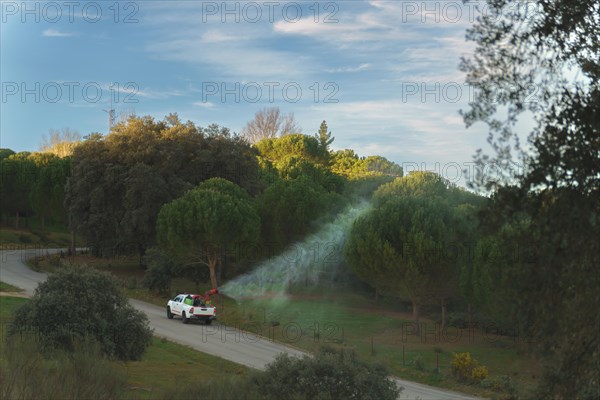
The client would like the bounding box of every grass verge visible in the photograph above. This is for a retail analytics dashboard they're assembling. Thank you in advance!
[0,282,24,293]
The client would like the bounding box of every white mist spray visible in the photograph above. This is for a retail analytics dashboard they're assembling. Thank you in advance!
[220,201,372,300]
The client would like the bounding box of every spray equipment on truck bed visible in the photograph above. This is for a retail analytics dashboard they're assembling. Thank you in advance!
[203,288,219,305]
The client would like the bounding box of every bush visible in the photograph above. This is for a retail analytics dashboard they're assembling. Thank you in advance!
[471,365,489,381]
[414,354,425,371]
[9,266,153,360]
[125,276,138,289]
[451,352,489,384]
[142,247,176,294]
[18,233,33,243]
[447,312,469,328]
[0,335,126,400]
[479,375,518,399]
[252,346,401,400]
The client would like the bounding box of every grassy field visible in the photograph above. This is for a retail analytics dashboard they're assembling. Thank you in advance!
[0,292,248,400]
[212,289,534,398]
[23,254,537,398]
[120,337,248,399]
[0,217,78,250]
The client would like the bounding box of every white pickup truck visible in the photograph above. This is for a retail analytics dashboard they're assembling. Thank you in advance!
[167,294,217,325]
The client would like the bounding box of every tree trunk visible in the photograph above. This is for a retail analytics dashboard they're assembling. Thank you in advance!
[441,298,447,331]
[15,211,19,229]
[375,288,379,303]
[41,216,45,231]
[208,249,218,290]
[411,299,421,335]
[467,303,473,328]
[69,230,75,256]
[138,245,146,268]
[68,212,75,256]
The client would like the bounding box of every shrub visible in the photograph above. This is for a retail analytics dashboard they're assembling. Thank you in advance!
[447,312,469,328]
[142,247,176,294]
[125,276,138,289]
[471,365,489,381]
[18,233,33,243]
[498,375,518,399]
[451,352,489,383]
[451,352,473,380]
[479,375,518,399]
[252,346,401,400]
[414,354,425,371]
[9,266,153,360]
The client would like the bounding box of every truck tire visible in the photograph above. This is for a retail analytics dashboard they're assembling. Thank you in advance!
[182,311,189,324]
[167,307,173,319]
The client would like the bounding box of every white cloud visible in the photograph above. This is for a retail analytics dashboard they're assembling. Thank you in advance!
[273,13,411,44]
[146,37,308,79]
[201,30,245,43]
[193,101,215,109]
[42,29,74,37]
[326,63,371,73]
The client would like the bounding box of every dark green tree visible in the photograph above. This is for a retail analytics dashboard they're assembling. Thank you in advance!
[0,148,15,161]
[157,178,260,289]
[66,115,261,259]
[0,154,36,228]
[29,153,70,229]
[142,247,178,294]
[461,1,599,396]
[345,197,456,333]
[10,266,152,360]
[256,176,341,249]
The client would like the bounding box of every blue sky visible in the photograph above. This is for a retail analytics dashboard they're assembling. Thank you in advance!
[1,1,530,182]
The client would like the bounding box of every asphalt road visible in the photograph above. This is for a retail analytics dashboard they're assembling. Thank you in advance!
[0,248,481,400]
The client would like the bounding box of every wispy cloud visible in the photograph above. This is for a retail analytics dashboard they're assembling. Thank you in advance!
[193,101,215,109]
[201,30,246,43]
[326,63,371,73]
[42,29,74,37]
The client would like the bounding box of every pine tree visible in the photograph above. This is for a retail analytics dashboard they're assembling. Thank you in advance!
[315,120,334,150]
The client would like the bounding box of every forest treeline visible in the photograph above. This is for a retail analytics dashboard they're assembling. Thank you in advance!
[0,114,400,266]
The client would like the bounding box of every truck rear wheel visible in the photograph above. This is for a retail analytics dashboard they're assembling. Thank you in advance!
[167,307,173,319]
[182,311,189,324]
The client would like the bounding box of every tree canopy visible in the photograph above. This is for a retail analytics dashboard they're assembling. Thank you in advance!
[256,134,329,166]
[65,115,261,260]
[345,195,457,332]
[157,178,260,289]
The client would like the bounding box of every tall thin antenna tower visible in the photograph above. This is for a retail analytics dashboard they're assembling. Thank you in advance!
[103,96,116,132]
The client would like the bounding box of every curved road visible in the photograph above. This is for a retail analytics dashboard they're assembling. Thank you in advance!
[0,248,480,400]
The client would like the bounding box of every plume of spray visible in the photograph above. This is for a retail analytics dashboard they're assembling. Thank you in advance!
[220,201,372,300]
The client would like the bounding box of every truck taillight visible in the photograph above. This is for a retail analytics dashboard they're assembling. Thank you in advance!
[189,307,194,313]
